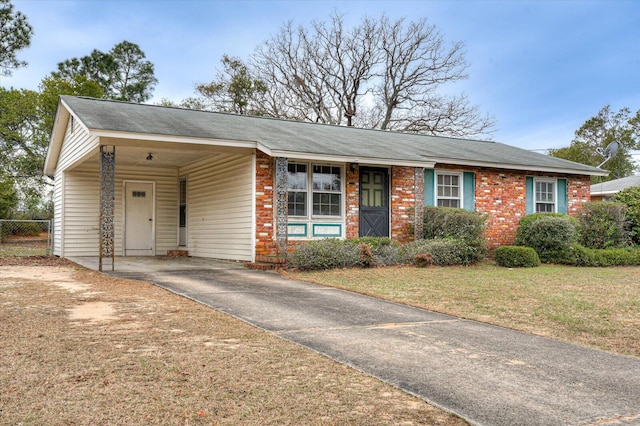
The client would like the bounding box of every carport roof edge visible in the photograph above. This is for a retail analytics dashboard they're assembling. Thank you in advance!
[46,95,607,176]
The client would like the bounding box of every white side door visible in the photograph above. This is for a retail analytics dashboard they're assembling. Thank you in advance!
[124,181,154,256]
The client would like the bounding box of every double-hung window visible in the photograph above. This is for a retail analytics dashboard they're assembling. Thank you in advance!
[436,173,461,208]
[535,180,556,212]
[312,165,341,216]
[287,163,308,216]
[287,163,342,217]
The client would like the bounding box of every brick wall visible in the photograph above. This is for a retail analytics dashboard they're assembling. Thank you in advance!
[255,151,276,256]
[254,151,592,257]
[438,165,591,247]
[390,166,416,243]
[345,163,360,239]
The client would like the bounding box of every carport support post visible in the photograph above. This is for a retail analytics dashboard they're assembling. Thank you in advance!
[275,157,288,256]
[414,167,424,240]
[99,145,115,272]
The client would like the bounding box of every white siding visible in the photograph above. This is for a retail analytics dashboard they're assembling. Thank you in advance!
[62,167,100,256]
[180,153,254,261]
[52,118,97,256]
[61,164,178,257]
[52,169,63,256]
[57,118,98,173]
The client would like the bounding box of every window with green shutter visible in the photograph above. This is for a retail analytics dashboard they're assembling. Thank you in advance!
[526,176,568,215]
[424,169,475,211]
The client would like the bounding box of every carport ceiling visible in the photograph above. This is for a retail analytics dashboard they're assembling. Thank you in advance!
[87,141,255,169]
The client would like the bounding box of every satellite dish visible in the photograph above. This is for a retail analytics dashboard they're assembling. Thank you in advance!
[597,142,620,168]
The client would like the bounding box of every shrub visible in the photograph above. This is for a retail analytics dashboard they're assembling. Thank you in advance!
[358,243,375,267]
[352,237,393,249]
[577,202,630,249]
[423,206,487,246]
[494,246,540,268]
[414,253,434,267]
[370,243,404,266]
[552,244,640,267]
[288,239,363,271]
[289,236,486,271]
[402,238,485,266]
[612,185,640,245]
[516,214,577,263]
[515,213,572,246]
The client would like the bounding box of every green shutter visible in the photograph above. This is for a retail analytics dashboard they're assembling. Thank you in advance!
[525,176,534,215]
[463,172,475,211]
[424,168,435,206]
[557,178,567,214]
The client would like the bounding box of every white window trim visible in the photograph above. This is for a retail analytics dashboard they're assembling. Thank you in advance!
[287,163,308,218]
[287,161,345,219]
[435,171,463,208]
[534,178,557,213]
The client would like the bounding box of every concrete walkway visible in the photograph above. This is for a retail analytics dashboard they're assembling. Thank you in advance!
[72,257,640,426]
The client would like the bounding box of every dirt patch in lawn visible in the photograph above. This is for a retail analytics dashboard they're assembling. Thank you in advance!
[0,257,466,425]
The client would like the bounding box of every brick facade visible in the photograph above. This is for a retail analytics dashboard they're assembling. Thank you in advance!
[438,164,590,247]
[390,166,417,243]
[254,151,591,257]
[345,163,360,239]
[255,151,277,256]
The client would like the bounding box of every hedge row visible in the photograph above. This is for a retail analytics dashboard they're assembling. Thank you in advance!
[551,244,640,267]
[288,237,485,271]
[513,211,640,267]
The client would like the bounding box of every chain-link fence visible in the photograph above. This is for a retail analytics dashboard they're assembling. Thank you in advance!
[0,219,53,257]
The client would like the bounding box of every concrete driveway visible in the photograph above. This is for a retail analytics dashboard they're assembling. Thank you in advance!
[72,257,640,426]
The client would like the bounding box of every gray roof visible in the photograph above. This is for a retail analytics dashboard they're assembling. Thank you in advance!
[591,175,640,195]
[60,96,605,175]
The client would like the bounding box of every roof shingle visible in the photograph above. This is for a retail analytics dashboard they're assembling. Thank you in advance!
[60,96,605,175]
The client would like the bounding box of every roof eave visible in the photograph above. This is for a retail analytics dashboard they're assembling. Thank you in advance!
[433,158,609,177]
[43,100,70,176]
[262,146,436,168]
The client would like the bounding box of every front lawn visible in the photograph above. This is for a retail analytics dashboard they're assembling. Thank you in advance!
[284,263,640,357]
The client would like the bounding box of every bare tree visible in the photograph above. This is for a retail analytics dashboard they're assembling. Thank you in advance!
[251,14,380,126]
[201,13,495,138]
[373,16,494,136]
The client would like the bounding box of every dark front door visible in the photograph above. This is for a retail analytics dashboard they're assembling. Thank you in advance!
[359,167,390,237]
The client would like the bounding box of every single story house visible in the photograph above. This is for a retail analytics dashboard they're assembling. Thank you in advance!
[44,96,606,269]
[590,175,640,201]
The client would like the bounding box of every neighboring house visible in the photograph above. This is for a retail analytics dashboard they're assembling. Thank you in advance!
[590,175,640,201]
[44,96,606,267]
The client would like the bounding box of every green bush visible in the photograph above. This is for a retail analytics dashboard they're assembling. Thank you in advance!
[423,206,487,246]
[494,246,540,268]
[352,237,393,249]
[288,239,363,271]
[612,185,640,245]
[289,237,485,270]
[402,238,486,266]
[515,213,571,246]
[553,244,640,267]
[370,243,404,266]
[516,214,577,263]
[577,202,630,249]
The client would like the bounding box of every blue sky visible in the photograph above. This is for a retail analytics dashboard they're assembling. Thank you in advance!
[4,0,640,153]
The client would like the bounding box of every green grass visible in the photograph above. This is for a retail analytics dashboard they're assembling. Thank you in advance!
[284,262,640,357]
